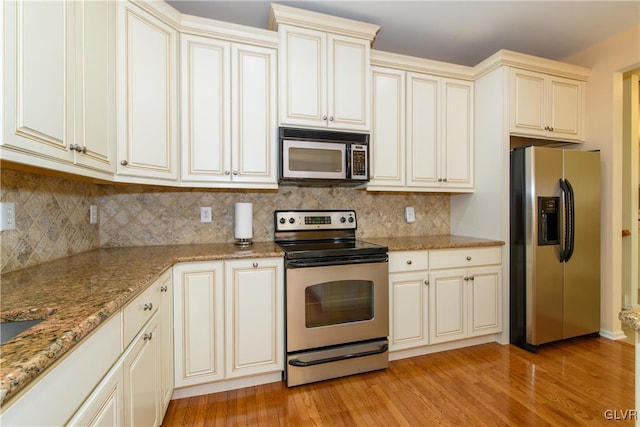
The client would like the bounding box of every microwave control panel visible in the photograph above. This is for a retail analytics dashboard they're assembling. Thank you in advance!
[350,145,368,179]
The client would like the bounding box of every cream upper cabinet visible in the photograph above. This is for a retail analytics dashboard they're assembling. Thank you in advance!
[369,67,406,188]
[270,4,379,132]
[2,0,115,176]
[180,35,277,187]
[278,25,370,131]
[116,1,178,182]
[368,64,473,192]
[510,68,585,142]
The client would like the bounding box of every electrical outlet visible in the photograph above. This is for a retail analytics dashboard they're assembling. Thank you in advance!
[404,206,415,223]
[200,207,212,223]
[0,202,16,231]
[90,205,98,224]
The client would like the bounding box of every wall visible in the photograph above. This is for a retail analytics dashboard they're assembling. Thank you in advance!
[1,167,450,273]
[0,168,100,273]
[563,24,640,338]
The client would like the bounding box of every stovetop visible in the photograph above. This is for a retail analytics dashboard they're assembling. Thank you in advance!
[274,210,388,260]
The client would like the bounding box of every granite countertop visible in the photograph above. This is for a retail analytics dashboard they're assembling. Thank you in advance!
[0,235,503,406]
[366,235,504,251]
[0,242,283,406]
[619,308,640,333]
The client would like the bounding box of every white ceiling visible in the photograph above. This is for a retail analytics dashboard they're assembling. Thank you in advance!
[166,1,639,67]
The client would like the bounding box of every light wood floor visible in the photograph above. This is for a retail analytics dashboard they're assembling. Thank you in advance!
[163,337,634,426]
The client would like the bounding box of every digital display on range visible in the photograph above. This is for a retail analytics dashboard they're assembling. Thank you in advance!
[305,216,331,225]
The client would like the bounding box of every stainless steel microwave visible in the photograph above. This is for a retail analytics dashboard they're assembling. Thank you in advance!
[278,127,370,186]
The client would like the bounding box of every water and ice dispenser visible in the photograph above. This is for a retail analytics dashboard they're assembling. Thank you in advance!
[537,197,559,246]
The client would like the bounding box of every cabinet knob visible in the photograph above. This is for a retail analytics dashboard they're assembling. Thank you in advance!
[120,160,128,166]
[329,116,334,122]
[469,275,475,281]
[233,170,238,176]
[143,332,153,341]
[160,285,168,292]
[464,276,469,281]
[322,115,327,121]
[406,260,412,265]
[69,144,78,152]
[253,262,259,268]
[143,302,153,311]
[437,178,443,182]
[466,256,472,261]
[442,178,447,182]
[225,170,231,175]
[424,279,429,286]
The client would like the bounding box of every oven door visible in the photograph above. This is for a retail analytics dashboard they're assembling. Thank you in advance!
[286,260,389,353]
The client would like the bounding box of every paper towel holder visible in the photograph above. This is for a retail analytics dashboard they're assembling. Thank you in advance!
[234,202,253,246]
[235,237,253,246]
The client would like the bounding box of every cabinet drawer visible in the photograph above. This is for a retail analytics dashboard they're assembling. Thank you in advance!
[429,247,501,270]
[389,250,429,272]
[123,281,160,346]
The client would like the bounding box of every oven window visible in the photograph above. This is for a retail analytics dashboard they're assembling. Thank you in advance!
[305,280,373,327]
[288,147,343,173]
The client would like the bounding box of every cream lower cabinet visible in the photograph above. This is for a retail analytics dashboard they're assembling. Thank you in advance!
[67,270,172,427]
[429,248,502,344]
[388,250,430,351]
[510,68,585,142]
[173,258,284,388]
[180,35,277,187]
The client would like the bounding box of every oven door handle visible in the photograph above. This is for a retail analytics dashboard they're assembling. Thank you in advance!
[288,343,388,367]
[286,255,388,268]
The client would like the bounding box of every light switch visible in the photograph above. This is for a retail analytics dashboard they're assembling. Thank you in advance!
[201,207,212,223]
[0,202,16,231]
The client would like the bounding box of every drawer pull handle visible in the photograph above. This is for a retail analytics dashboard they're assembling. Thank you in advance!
[143,303,153,311]
[160,285,168,292]
[406,260,412,265]
[143,332,153,341]
[466,256,472,261]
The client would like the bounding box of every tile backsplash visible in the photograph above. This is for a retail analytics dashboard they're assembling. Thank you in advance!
[1,168,449,273]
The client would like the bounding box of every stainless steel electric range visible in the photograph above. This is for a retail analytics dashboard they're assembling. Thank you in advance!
[274,210,389,387]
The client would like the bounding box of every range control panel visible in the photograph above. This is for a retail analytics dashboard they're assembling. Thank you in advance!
[275,210,356,231]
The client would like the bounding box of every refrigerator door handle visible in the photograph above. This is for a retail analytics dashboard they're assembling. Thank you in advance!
[559,178,576,262]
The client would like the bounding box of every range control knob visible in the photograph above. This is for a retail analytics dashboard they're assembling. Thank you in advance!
[340,217,346,223]
[348,217,355,223]
[279,217,286,224]
[288,217,295,224]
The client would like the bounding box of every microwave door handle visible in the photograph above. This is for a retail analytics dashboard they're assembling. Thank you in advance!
[345,145,352,179]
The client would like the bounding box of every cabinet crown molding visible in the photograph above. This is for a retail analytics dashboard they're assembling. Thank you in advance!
[371,50,475,80]
[474,49,591,81]
[268,3,380,42]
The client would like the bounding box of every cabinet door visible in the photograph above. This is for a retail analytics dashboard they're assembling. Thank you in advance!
[406,72,439,187]
[123,314,160,427]
[389,271,429,351]
[180,35,231,182]
[231,44,277,184]
[279,25,326,128]
[511,69,547,137]
[369,67,406,188]
[468,265,502,336]
[441,79,473,189]
[73,0,115,173]
[548,76,584,141]
[173,262,225,387]
[117,2,178,181]
[327,34,370,131]
[157,270,174,414]
[224,258,284,378]
[429,269,467,344]
[2,0,75,162]
[67,363,124,427]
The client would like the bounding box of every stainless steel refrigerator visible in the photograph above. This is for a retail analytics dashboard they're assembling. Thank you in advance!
[510,146,600,352]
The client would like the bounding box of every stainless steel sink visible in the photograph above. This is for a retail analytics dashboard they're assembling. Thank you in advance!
[0,319,43,345]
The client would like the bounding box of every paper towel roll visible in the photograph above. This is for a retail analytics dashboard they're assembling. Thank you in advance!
[234,202,253,241]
